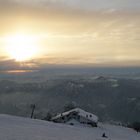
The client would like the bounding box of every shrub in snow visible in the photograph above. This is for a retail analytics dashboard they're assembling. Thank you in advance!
[132,122,140,132]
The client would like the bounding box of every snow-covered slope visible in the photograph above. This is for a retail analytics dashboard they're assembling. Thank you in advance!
[0,114,139,140]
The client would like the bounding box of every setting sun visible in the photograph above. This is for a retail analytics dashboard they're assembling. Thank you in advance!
[4,33,39,61]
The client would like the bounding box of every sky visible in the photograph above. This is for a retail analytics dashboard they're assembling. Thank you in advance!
[0,0,140,72]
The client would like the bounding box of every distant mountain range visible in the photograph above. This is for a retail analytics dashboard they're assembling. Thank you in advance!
[0,75,140,124]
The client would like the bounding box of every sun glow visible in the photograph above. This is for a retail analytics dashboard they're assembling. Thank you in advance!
[4,33,39,61]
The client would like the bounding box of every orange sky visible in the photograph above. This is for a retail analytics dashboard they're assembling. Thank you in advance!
[0,0,140,68]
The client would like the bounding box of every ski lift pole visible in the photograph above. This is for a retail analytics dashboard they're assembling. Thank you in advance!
[30,104,36,119]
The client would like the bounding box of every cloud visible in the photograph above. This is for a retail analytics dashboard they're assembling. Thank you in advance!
[0,0,140,67]
[0,59,39,72]
[17,0,140,11]
[1,0,140,12]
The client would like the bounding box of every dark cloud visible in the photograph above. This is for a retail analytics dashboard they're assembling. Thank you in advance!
[0,59,39,71]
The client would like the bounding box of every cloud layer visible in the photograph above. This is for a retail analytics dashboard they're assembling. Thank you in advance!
[1,0,140,11]
[0,0,140,71]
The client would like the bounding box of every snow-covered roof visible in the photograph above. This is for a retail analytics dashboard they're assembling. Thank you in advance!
[52,108,98,123]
